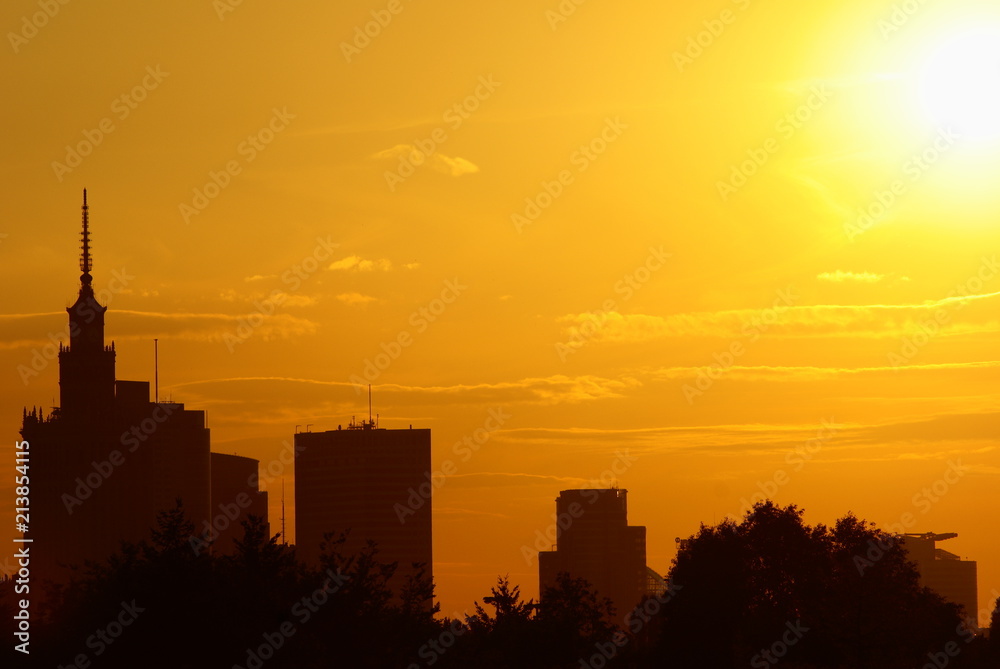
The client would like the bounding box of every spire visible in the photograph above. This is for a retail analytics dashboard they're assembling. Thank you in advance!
[80,189,92,286]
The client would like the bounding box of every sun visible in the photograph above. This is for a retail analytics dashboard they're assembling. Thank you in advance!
[919,27,1000,140]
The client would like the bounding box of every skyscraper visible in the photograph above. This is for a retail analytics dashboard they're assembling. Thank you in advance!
[900,532,978,619]
[294,418,432,603]
[20,191,267,584]
[538,488,651,619]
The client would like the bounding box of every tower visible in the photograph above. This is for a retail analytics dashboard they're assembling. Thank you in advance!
[294,421,432,606]
[58,189,116,418]
[538,488,649,620]
[19,191,266,587]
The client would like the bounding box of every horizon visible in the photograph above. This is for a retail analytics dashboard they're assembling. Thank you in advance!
[3,0,1000,628]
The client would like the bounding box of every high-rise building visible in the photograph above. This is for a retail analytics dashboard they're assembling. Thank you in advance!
[900,533,978,618]
[19,191,266,584]
[294,419,432,602]
[209,452,270,554]
[538,488,651,619]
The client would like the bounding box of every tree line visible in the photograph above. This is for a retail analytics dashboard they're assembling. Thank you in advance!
[2,500,998,668]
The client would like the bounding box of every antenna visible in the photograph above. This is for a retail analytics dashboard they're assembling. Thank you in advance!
[281,478,286,545]
[368,384,372,426]
[154,338,159,403]
[81,190,91,271]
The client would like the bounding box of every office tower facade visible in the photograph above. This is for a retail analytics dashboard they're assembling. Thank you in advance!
[19,191,265,583]
[209,452,271,554]
[538,488,648,619]
[294,420,432,601]
[900,533,978,618]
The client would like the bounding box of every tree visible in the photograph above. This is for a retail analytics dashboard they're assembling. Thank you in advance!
[457,575,544,668]
[655,501,965,669]
[536,572,619,666]
[466,575,536,634]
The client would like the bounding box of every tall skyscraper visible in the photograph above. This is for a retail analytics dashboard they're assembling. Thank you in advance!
[538,488,652,619]
[294,418,432,603]
[20,191,266,584]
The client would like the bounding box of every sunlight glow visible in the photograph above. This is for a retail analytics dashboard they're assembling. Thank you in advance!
[919,27,1000,140]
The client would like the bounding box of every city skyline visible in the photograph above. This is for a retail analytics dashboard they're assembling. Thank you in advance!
[3,0,1000,627]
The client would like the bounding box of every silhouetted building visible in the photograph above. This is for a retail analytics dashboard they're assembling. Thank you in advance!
[900,532,978,618]
[19,191,266,583]
[210,452,270,554]
[538,488,649,619]
[294,419,432,602]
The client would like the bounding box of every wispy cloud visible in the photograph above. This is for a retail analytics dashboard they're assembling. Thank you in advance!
[0,310,318,350]
[373,144,479,177]
[336,292,377,306]
[558,292,1000,343]
[328,255,392,272]
[817,270,885,283]
[167,373,639,406]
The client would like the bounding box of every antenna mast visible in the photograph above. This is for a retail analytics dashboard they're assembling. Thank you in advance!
[81,190,91,273]
[154,338,159,403]
[281,478,286,545]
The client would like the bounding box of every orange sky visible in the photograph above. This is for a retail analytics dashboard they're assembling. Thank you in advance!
[3,0,1000,624]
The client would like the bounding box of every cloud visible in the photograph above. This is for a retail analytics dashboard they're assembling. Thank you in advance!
[558,291,1000,343]
[373,144,479,177]
[275,293,317,307]
[336,292,377,306]
[219,290,316,307]
[501,409,1000,463]
[646,360,1000,382]
[328,255,392,272]
[166,373,640,407]
[817,270,884,283]
[0,310,319,350]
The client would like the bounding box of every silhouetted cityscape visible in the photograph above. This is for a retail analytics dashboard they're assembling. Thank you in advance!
[3,193,998,668]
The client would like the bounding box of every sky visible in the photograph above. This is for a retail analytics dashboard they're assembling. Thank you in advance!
[2,0,1000,623]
